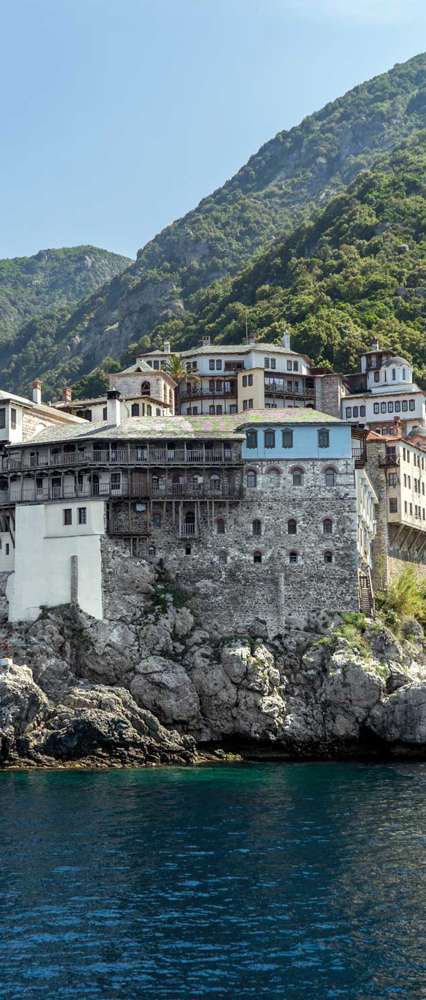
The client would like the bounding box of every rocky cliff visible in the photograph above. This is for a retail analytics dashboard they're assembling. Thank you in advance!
[1,546,426,768]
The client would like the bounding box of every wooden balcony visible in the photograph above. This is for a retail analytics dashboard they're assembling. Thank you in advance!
[5,442,241,471]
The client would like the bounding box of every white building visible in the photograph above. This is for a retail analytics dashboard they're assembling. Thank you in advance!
[342,340,425,434]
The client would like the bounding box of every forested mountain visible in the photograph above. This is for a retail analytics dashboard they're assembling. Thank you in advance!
[3,52,426,397]
[0,246,130,345]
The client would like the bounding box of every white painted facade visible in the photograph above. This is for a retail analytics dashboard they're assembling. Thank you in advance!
[356,469,378,569]
[7,500,105,622]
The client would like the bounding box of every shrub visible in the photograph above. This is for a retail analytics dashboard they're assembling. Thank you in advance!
[376,567,426,625]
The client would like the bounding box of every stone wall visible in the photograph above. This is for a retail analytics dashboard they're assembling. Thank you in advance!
[104,457,359,635]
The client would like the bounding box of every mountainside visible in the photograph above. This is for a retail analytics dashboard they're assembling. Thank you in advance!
[182,133,426,384]
[0,245,131,345]
[3,53,426,396]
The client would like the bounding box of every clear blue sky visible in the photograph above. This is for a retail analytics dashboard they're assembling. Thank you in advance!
[1,0,426,261]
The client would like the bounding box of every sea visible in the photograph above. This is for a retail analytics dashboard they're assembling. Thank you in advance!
[0,762,425,999]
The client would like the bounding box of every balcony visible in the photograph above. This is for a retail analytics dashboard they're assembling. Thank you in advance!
[378,450,400,467]
[178,384,237,404]
[352,446,367,468]
[264,380,315,399]
[4,442,240,471]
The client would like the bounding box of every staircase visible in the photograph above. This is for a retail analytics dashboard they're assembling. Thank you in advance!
[358,570,375,616]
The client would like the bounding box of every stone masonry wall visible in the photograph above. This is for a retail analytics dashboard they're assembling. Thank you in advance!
[105,458,359,636]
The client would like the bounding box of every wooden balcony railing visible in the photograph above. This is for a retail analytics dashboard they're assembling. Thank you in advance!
[4,443,240,471]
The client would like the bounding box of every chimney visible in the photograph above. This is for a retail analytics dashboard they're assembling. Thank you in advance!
[63,386,72,404]
[202,335,211,347]
[371,337,379,351]
[106,388,121,426]
[32,379,42,405]
[163,340,171,354]
[248,331,256,344]
[282,331,291,351]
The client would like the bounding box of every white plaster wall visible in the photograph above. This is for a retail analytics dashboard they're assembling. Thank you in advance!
[0,532,14,571]
[7,500,105,622]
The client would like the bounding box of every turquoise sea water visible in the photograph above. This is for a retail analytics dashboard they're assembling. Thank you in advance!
[0,763,425,999]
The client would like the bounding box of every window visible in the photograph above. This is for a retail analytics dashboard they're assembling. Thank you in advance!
[265,429,275,449]
[388,473,397,487]
[373,403,380,414]
[209,359,215,370]
[216,518,225,535]
[248,373,253,386]
[209,405,215,414]
[395,401,401,413]
[374,371,380,382]
[147,405,152,416]
[78,507,87,525]
[402,400,408,412]
[287,361,292,371]
[289,551,298,564]
[318,429,330,448]
[11,408,16,429]
[131,403,140,416]
[103,407,107,420]
[389,498,398,513]
[325,467,336,487]
[252,519,262,537]
[293,361,299,372]
[242,375,247,387]
[215,360,222,370]
[346,407,352,418]
[292,467,304,486]
[229,404,238,414]
[409,400,415,411]
[5,544,9,556]
[63,509,72,526]
[264,358,270,368]
[323,518,333,535]
[253,550,262,564]
[388,402,394,413]
[324,550,333,563]
[380,402,386,413]
[141,381,151,394]
[282,429,293,448]
[246,429,257,449]
[270,359,276,370]
[0,409,5,429]
[185,544,192,555]
[402,368,406,380]
[152,512,162,528]
[246,470,257,488]
[111,472,121,491]
[392,368,396,380]
[360,406,366,417]
[192,406,198,415]
[153,360,160,370]
[288,518,297,535]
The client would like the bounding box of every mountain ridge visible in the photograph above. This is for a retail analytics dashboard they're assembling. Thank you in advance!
[3,52,426,395]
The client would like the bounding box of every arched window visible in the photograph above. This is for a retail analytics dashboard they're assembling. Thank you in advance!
[253,550,262,564]
[131,403,140,417]
[292,467,304,486]
[325,467,336,487]
[323,518,333,535]
[141,381,151,395]
[216,518,225,535]
[288,519,297,535]
[252,519,262,537]
[246,470,257,488]
[147,405,152,416]
[324,550,333,564]
[267,467,281,487]
[289,551,299,564]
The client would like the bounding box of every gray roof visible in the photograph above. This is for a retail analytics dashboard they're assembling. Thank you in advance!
[382,356,411,368]
[0,389,85,424]
[9,407,342,449]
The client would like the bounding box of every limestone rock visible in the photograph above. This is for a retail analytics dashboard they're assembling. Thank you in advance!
[367,682,426,744]
[131,656,200,726]
[0,661,49,738]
